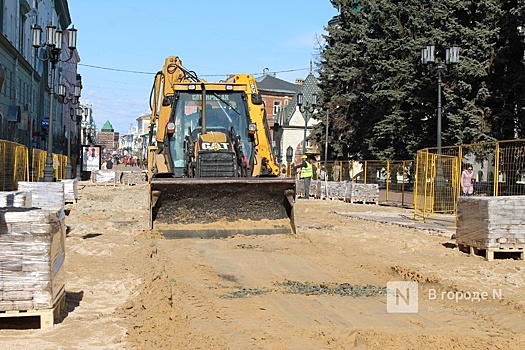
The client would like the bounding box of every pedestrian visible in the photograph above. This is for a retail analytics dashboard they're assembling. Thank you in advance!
[294,155,313,199]
[319,165,326,181]
[461,165,475,196]
[106,158,113,170]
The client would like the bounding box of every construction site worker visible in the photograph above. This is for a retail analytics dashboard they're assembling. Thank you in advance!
[294,155,313,199]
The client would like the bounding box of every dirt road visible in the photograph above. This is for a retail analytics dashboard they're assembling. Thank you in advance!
[1,183,525,349]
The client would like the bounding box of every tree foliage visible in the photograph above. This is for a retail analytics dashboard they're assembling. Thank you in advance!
[314,0,525,160]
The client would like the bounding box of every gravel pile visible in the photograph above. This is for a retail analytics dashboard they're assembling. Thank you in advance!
[276,280,386,297]
[220,280,386,299]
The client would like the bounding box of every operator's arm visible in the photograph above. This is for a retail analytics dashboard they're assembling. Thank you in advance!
[294,161,307,169]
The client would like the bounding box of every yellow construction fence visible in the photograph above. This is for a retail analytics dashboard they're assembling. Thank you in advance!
[414,139,525,225]
[287,159,414,208]
[0,140,29,191]
[0,140,68,190]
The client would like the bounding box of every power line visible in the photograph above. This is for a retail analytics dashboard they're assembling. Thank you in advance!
[78,63,310,78]
[79,63,154,75]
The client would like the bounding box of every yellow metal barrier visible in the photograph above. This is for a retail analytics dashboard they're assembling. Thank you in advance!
[414,149,459,224]
[31,148,47,182]
[30,150,68,181]
[414,139,525,225]
[0,140,29,191]
[316,159,414,208]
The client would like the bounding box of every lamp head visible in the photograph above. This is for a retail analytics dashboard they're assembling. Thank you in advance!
[297,93,303,107]
[32,25,42,48]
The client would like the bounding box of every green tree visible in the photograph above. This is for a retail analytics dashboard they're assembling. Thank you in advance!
[314,0,525,161]
[315,0,371,159]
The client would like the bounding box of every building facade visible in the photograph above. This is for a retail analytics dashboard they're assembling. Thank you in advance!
[98,120,115,156]
[119,112,153,160]
[258,68,321,166]
[0,0,80,156]
[255,68,301,133]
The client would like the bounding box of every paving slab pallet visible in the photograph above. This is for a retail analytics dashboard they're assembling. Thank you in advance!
[458,244,525,262]
[0,292,66,329]
[345,198,379,205]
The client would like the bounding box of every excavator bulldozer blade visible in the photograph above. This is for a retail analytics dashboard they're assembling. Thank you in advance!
[150,178,296,239]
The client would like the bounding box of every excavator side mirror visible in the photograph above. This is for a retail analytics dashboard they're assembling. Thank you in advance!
[251,93,263,105]
[162,95,174,106]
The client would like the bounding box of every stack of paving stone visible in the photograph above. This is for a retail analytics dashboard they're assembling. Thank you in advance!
[91,170,117,185]
[60,179,78,203]
[344,183,379,204]
[457,196,525,250]
[327,181,347,200]
[17,182,64,209]
[0,191,32,207]
[295,180,304,197]
[0,207,66,311]
[313,180,323,199]
[295,180,316,198]
[119,170,147,185]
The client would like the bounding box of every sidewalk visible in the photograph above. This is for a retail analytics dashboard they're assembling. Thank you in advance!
[332,210,456,238]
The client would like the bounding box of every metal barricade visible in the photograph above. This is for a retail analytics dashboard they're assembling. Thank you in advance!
[0,140,29,191]
[414,139,525,226]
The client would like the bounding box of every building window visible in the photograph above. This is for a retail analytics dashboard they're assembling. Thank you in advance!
[19,1,30,53]
[273,101,281,116]
[0,1,4,34]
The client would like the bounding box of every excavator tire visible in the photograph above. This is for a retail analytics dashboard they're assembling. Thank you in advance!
[150,178,296,238]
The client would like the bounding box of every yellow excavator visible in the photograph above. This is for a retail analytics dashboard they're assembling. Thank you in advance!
[147,56,296,238]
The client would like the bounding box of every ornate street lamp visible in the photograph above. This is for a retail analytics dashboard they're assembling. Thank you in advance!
[421,43,459,154]
[421,43,459,210]
[297,92,317,155]
[58,83,81,178]
[32,23,78,181]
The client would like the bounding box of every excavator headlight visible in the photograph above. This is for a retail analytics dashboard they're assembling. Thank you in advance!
[167,122,176,133]
[248,123,257,135]
[226,85,233,91]
[188,84,196,90]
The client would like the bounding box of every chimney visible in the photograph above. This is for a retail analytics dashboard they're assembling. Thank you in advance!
[295,78,304,85]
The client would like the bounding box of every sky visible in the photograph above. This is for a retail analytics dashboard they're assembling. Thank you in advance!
[67,0,338,135]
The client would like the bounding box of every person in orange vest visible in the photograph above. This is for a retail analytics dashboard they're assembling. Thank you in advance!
[294,155,313,199]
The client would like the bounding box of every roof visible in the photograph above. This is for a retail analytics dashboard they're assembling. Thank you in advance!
[101,120,114,132]
[255,74,301,95]
[280,71,321,126]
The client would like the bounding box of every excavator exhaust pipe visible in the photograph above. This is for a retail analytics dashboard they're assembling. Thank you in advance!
[150,178,296,239]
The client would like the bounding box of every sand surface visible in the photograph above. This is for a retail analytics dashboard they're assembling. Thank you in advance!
[1,183,525,349]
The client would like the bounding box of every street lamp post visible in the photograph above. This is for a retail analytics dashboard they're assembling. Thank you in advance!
[296,92,317,155]
[58,83,81,179]
[324,108,329,169]
[75,106,83,179]
[421,43,460,154]
[421,43,459,210]
[32,23,78,182]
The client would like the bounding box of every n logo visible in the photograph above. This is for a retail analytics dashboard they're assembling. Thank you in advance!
[387,281,418,313]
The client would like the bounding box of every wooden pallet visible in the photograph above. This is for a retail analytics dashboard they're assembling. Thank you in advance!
[346,198,379,205]
[0,292,66,330]
[458,244,525,262]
